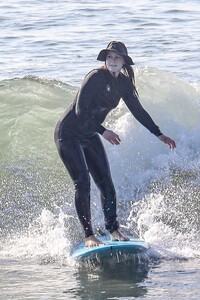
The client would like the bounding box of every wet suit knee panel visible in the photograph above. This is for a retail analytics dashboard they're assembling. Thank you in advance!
[74,172,94,238]
[74,171,91,201]
[97,176,116,212]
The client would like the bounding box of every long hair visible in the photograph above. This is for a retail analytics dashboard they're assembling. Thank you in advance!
[122,64,139,97]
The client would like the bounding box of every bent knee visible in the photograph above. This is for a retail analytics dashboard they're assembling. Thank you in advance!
[97,176,115,194]
[74,171,91,193]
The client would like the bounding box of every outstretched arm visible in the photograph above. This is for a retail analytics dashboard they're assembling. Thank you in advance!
[158,134,176,149]
[122,82,176,149]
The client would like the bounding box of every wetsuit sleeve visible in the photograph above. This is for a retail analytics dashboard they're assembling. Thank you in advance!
[75,70,106,134]
[122,81,162,137]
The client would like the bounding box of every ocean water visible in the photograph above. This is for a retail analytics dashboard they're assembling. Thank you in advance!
[0,0,200,299]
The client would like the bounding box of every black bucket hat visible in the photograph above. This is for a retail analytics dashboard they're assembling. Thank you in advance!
[97,41,134,65]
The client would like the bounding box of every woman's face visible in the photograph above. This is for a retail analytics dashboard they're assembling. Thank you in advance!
[105,51,124,76]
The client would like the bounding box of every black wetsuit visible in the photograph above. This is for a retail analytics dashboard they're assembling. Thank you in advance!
[54,68,162,237]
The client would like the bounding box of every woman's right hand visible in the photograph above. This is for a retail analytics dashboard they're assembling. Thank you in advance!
[158,134,176,149]
[102,129,121,145]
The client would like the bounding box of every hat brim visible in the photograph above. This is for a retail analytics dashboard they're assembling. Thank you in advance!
[97,49,134,65]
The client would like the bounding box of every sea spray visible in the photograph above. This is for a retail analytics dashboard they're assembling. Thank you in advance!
[0,68,199,261]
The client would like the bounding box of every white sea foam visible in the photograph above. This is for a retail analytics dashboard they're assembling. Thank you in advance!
[0,68,199,261]
[1,1,200,298]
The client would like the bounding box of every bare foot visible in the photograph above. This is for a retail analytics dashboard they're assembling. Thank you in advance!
[85,235,104,247]
[110,230,130,241]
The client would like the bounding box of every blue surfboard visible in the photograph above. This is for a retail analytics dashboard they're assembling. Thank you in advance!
[71,236,149,261]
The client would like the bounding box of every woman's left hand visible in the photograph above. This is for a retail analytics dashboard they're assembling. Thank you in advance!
[102,129,121,145]
[158,134,176,149]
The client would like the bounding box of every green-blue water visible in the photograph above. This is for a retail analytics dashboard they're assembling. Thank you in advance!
[0,0,200,299]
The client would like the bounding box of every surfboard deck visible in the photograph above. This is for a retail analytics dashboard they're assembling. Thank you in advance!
[71,236,149,261]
